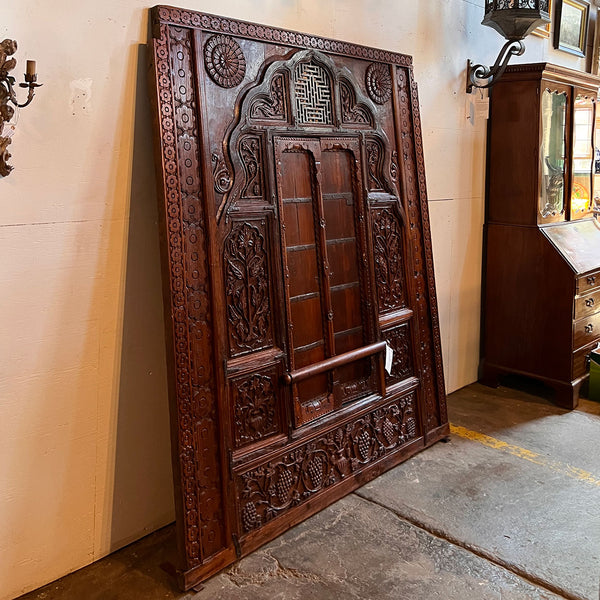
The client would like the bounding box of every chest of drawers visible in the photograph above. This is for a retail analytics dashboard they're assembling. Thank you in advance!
[480,63,600,409]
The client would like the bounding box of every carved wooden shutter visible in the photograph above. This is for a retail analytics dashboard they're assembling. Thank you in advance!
[148,6,448,591]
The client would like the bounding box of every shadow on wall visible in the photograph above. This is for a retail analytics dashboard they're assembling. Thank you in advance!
[110,44,174,553]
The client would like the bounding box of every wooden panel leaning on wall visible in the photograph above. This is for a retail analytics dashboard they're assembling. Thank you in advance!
[147,5,448,591]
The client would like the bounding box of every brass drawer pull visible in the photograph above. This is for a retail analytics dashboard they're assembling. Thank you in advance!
[584,323,594,334]
[585,298,596,308]
[587,275,597,286]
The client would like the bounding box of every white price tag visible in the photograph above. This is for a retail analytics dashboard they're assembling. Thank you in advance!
[385,342,394,375]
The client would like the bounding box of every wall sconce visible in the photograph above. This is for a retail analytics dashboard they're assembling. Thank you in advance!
[0,39,42,177]
[467,0,550,93]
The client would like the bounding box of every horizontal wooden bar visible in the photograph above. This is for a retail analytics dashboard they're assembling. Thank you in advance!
[283,341,386,385]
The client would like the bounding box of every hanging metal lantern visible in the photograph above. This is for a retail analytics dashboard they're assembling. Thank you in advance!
[483,0,550,40]
[467,0,551,91]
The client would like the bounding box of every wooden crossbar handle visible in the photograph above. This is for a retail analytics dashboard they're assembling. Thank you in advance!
[283,341,387,385]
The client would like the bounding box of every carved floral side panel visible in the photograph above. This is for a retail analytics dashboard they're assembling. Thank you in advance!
[231,367,283,449]
[224,219,274,357]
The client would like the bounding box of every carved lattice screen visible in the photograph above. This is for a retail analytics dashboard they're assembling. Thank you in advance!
[148,6,448,590]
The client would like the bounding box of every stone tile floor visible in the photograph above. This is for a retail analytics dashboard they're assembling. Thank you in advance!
[18,381,600,600]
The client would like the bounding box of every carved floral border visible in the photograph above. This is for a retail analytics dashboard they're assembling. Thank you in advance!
[152,6,412,67]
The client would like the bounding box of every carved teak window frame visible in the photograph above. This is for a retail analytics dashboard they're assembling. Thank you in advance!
[148,6,448,591]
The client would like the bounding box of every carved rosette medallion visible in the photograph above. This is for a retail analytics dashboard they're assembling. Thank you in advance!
[233,373,280,447]
[372,207,406,312]
[224,221,273,355]
[366,63,392,105]
[204,34,246,88]
[237,393,418,533]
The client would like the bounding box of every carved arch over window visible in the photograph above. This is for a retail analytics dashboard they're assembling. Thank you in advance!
[216,49,396,221]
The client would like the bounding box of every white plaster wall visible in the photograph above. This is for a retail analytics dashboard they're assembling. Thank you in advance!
[0,1,589,598]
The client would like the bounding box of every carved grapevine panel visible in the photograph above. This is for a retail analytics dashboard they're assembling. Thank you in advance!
[225,220,273,355]
[233,372,281,448]
[372,207,406,312]
[238,392,418,533]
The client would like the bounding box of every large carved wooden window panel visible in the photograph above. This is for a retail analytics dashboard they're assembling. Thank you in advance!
[148,7,448,592]
[276,137,378,426]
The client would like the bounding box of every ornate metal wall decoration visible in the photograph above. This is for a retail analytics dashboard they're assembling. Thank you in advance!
[204,34,246,88]
[366,62,393,105]
[225,221,273,355]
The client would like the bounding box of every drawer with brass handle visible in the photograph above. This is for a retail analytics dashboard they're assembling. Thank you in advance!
[577,270,600,295]
[574,288,600,320]
[572,340,600,380]
[573,311,600,350]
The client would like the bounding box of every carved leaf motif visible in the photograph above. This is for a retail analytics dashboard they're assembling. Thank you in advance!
[340,80,372,126]
[239,135,263,199]
[212,153,233,194]
[373,208,406,311]
[225,222,272,355]
[366,138,385,191]
[250,73,287,120]
[234,374,279,447]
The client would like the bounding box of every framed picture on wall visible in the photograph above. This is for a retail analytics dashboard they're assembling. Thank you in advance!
[554,0,590,56]
[592,7,600,74]
[532,0,554,38]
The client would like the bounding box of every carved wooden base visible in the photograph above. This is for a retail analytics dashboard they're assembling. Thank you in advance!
[479,361,585,410]
[179,421,448,591]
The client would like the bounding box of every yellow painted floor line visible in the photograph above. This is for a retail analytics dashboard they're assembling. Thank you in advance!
[450,424,600,488]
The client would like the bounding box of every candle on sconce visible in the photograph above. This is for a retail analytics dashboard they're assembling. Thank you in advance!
[26,60,36,77]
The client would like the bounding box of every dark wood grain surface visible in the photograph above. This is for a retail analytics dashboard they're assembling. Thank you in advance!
[148,5,448,590]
